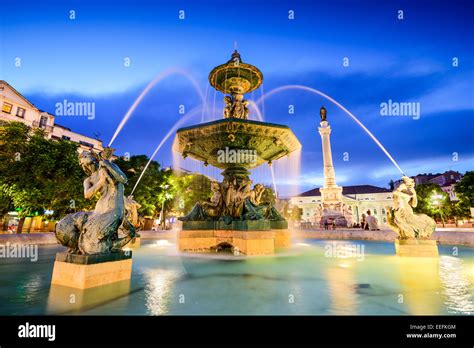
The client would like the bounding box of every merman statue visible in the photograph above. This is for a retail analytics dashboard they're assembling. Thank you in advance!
[387,176,436,239]
[55,149,136,254]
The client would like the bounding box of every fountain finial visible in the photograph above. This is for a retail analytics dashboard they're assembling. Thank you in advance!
[230,49,242,64]
[320,106,327,121]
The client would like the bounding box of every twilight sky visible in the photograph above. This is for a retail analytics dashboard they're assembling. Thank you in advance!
[1,0,473,196]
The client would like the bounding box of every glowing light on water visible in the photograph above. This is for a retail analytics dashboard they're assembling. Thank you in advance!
[326,264,357,314]
[439,256,474,314]
[108,68,205,147]
[144,269,179,315]
[256,85,405,175]
[131,106,203,194]
[150,239,174,249]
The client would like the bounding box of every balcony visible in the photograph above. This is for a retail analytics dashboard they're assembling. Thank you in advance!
[32,120,54,132]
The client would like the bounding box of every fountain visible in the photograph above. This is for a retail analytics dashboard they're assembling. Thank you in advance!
[255,84,438,257]
[387,176,438,257]
[172,51,302,255]
[51,150,136,289]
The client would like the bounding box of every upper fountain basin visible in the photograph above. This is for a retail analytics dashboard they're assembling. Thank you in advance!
[209,61,263,95]
[173,118,302,170]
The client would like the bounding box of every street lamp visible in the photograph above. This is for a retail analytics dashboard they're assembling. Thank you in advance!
[159,184,170,230]
[431,193,445,228]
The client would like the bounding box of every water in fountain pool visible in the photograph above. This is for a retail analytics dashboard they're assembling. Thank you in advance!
[0,239,472,315]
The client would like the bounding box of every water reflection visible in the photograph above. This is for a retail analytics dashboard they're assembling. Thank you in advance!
[46,280,131,314]
[326,261,357,315]
[23,274,43,305]
[439,256,474,314]
[396,257,442,315]
[144,269,180,315]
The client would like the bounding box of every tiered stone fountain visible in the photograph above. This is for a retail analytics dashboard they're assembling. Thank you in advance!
[173,51,301,255]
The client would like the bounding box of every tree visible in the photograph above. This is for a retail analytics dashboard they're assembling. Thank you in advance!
[170,172,212,216]
[0,185,14,217]
[453,171,474,219]
[0,122,89,231]
[413,183,449,222]
[113,155,168,218]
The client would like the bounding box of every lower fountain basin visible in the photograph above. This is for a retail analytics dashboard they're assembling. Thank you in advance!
[0,238,473,315]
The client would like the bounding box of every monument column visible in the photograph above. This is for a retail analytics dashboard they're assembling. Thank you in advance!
[319,116,337,188]
[318,107,343,213]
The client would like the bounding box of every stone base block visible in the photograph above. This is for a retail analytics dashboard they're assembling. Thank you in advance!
[178,229,291,255]
[124,237,141,249]
[395,239,439,257]
[181,220,271,231]
[51,251,133,289]
[270,220,288,230]
[233,231,275,255]
[274,229,291,249]
[47,280,131,314]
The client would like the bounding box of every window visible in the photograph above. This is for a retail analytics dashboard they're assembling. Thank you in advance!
[382,208,386,215]
[79,140,94,148]
[39,115,48,128]
[2,102,13,114]
[16,107,26,118]
[62,135,71,141]
[373,209,377,214]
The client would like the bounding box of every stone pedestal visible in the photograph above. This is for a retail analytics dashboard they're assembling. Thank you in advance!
[394,239,439,257]
[178,229,291,255]
[274,229,291,249]
[51,251,133,289]
[47,280,131,314]
[233,231,275,255]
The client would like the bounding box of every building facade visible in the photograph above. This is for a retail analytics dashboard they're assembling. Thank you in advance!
[0,80,103,153]
[290,185,393,226]
[394,170,463,201]
[428,170,462,187]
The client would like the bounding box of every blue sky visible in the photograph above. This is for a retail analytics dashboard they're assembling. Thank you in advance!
[1,0,473,196]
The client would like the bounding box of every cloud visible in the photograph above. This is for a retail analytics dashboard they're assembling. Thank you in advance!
[371,154,474,180]
[417,72,474,115]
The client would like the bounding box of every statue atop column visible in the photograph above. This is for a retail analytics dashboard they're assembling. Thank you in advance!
[320,106,327,122]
